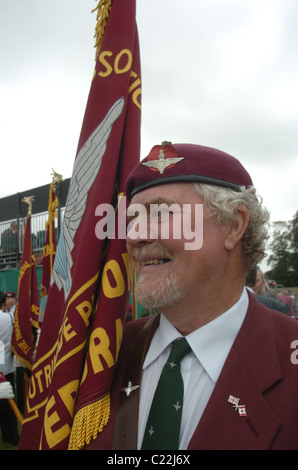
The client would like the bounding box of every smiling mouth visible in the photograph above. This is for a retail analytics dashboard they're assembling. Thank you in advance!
[140,258,170,266]
[132,243,173,271]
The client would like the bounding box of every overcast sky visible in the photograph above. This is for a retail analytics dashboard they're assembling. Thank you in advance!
[0,0,297,238]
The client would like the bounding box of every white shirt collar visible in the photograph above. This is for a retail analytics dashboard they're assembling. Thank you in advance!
[143,287,249,383]
[246,286,254,293]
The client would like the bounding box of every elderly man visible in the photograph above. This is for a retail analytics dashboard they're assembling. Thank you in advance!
[86,142,298,450]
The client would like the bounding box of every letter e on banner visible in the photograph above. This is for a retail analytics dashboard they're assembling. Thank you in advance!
[44,380,79,449]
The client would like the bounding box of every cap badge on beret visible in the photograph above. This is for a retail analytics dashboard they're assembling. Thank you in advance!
[5,291,16,298]
[141,144,184,174]
[125,142,254,199]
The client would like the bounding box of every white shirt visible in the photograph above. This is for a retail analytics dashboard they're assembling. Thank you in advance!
[0,309,15,376]
[138,287,249,449]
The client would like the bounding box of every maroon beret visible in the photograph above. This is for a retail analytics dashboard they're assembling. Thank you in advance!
[5,291,16,298]
[126,143,253,199]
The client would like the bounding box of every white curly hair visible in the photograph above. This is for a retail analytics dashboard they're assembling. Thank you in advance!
[193,183,270,272]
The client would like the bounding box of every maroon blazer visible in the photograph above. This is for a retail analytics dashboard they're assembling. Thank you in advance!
[86,292,298,450]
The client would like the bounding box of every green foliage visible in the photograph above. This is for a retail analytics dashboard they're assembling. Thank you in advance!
[141,307,160,317]
[266,211,298,286]
[0,430,19,450]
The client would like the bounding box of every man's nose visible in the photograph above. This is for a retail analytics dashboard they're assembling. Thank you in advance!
[126,214,158,248]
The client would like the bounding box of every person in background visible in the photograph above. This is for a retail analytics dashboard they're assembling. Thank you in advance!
[252,268,267,296]
[246,267,291,315]
[0,291,19,445]
[5,291,16,316]
[278,289,296,317]
[4,291,26,414]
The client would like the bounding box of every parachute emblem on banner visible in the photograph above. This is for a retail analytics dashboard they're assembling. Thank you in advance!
[52,97,125,300]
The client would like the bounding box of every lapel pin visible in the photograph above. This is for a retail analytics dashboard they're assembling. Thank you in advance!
[121,381,140,397]
[228,395,247,417]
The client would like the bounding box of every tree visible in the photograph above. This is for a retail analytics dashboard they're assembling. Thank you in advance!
[266,211,298,287]
[291,211,298,277]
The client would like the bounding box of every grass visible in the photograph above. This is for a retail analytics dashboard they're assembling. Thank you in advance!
[0,427,20,451]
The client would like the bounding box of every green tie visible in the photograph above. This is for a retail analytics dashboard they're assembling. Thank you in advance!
[141,337,191,450]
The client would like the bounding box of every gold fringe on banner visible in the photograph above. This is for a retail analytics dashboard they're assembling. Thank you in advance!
[92,0,112,60]
[68,394,110,450]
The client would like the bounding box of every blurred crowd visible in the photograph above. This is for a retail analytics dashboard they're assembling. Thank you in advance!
[246,266,297,317]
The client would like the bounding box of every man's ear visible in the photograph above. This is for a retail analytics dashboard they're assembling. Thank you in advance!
[224,205,249,251]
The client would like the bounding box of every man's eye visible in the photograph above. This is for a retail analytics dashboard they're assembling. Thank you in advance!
[150,209,172,222]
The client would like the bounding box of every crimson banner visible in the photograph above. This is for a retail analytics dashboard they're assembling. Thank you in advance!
[11,214,40,370]
[39,183,58,323]
[19,0,141,450]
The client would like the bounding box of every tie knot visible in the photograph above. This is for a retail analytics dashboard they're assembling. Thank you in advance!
[168,338,190,364]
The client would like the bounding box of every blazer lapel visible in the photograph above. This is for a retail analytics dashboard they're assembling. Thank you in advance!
[188,293,283,450]
[112,314,160,449]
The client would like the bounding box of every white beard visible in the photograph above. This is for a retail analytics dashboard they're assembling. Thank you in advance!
[132,242,184,309]
[135,270,184,309]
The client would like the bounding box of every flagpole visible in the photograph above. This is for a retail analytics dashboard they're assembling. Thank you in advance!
[49,170,63,277]
[0,372,24,426]
[11,195,40,368]
[22,195,35,216]
[8,399,24,426]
